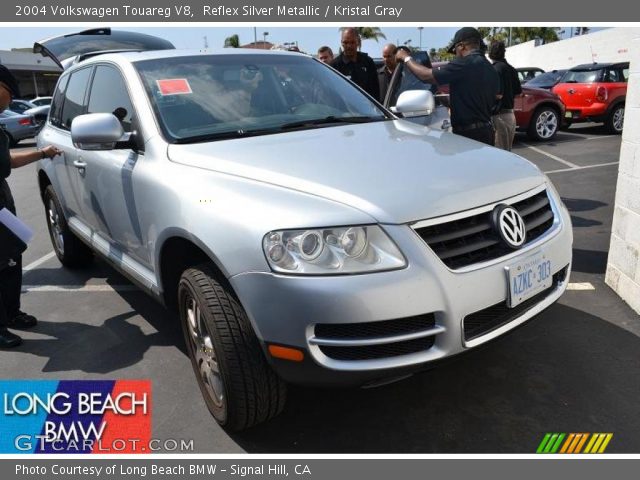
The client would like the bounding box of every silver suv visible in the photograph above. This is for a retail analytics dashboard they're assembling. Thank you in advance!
[36,31,572,431]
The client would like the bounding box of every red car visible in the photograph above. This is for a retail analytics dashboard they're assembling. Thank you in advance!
[552,62,628,134]
[431,62,566,141]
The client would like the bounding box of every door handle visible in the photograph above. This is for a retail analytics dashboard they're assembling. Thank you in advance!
[73,159,87,169]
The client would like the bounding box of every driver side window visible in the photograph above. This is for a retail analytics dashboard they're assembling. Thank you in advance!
[87,65,135,132]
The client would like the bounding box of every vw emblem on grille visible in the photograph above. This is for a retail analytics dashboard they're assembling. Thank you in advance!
[492,205,526,248]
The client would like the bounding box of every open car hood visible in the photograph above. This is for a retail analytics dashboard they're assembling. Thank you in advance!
[33,28,175,70]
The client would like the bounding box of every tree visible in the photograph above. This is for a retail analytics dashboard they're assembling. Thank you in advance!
[224,34,240,48]
[510,27,560,44]
[339,27,387,43]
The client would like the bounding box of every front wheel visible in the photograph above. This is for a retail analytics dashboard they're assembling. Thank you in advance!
[605,104,624,134]
[178,264,286,431]
[43,185,93,267]
[527,107,559,141]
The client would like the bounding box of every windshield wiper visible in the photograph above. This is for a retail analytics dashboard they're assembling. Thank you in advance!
[174,116,386,143]
[278,115,386,131]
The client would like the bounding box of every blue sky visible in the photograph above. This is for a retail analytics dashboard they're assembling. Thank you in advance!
[0,26,603,57]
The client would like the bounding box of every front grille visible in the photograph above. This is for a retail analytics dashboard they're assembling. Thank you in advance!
[463,266,568,342]
[314,313,437,361]
[415,189,555,269]
[319,336,435,361]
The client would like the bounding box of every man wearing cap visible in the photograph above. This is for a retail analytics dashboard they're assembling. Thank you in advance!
[489,40,522,151]
[0,65,60,347]
[396,27,499,145]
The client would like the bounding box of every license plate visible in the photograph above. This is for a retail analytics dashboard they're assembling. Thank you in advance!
[565,111,573,118]
[506,252,553,308]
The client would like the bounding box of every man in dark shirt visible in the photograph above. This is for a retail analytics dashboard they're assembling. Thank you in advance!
[395,27,499,145]
[331,28,380,101]
[377,43,397,103]
[489,40,522,151]
[0,65,60,347]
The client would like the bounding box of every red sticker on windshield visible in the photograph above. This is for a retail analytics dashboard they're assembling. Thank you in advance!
[157,78,192,95]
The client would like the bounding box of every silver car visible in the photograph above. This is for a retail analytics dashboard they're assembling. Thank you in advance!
[36,43,573,431]
[0,110,39,146]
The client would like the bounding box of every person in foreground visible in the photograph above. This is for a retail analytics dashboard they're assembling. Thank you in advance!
[0,65,60,348]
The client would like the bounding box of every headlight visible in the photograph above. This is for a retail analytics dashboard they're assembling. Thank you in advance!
[263,225,406,274]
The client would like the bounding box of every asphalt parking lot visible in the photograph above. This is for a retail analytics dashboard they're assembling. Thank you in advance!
[2,124,639,453]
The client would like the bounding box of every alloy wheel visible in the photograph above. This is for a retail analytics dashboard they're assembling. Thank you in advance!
[185,294,225,409]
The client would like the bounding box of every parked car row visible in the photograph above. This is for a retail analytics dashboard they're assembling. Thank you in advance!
[521,62,628,134]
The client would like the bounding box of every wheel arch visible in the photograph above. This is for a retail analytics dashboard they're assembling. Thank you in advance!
[156,232,235,311]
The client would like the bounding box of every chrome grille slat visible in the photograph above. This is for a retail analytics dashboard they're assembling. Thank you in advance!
[414,190,556,269]
[313,313,440,361]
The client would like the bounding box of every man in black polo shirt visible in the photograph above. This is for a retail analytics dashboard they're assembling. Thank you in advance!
[395,27,499,145]
[331,28,380,101]
[489,40,522,151]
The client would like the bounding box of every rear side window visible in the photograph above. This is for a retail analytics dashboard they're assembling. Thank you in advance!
[87,65,135,132]
[60,67,92,130]
[49,74,69,128]
[622,68,629,82]
[604,68,623,83]
[563,70,600,83]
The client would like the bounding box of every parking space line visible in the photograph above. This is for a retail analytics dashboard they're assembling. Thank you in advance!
[586,135,618,140]
[545,161,619,174]
[521,143,579,168]
[22,284,139,293]
[23,252,57,272]
[566,282,596,291]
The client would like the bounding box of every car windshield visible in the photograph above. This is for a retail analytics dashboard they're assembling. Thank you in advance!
[561,69,601,83]
[135,54,388,143]
[525,71,565,87]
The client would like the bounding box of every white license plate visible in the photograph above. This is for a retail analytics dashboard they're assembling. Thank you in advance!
[507,252,553,308]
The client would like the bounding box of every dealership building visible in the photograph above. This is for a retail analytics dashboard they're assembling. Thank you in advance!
[0,49,60,99]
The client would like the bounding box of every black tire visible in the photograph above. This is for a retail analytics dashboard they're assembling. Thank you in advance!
[6,134,16,148]
[43,185,93,267]
[178,264,286,431]
[527,107,559,141]
[605,103,624,134]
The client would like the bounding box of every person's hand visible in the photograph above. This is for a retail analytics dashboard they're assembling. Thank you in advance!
[396,49,409,62]
[39,145,62,159]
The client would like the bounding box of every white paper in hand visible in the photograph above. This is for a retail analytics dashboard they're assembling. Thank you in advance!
[0,207,34,244]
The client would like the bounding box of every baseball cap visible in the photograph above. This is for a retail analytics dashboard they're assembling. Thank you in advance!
[447,27,484,54]
[0,64,21,98]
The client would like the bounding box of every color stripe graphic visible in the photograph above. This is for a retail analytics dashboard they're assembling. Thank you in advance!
[0,380,151,454]
[537,433,613,453]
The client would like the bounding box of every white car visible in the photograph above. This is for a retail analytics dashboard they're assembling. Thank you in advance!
[35,29,573,431]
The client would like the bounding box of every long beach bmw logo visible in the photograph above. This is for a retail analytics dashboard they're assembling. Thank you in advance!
[493,205,526,248]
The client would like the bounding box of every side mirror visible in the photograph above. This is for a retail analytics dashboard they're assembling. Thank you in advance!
[71,113,130,150]
[394,90,435,117]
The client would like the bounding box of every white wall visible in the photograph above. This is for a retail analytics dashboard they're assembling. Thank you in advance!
[505,27,640,70]
[605,30,640,315]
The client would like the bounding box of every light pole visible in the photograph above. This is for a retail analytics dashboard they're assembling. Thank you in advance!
[263,31,269,46]
[418,27,423,51]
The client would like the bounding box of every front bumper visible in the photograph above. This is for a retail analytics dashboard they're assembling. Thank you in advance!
[230,187,573,387]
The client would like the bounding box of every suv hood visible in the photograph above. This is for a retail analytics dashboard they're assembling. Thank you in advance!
[168,120,544,224]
